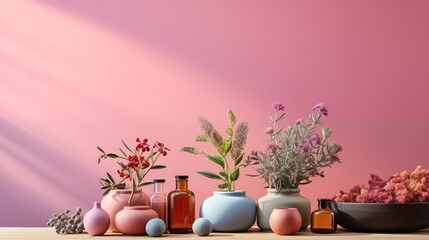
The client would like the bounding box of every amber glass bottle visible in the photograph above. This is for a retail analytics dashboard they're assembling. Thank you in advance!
[311,198,337,233]
[168,175,195,233]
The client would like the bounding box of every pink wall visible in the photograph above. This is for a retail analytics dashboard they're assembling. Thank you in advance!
[1,0,428,226]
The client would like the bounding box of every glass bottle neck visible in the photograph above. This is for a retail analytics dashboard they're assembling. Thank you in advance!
[154,182,164,193]
[318,199,332,209]
[176,180,188,190]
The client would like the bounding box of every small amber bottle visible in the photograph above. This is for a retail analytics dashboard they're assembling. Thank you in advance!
[168,175,195,233]
[311,198,337,233]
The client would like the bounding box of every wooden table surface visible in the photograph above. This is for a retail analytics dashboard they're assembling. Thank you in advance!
[1,227,428,240]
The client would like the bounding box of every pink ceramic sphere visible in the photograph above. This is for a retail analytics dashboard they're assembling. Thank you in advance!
[83,202,110,236]
[269,208,302,235]
[115,206,158,235]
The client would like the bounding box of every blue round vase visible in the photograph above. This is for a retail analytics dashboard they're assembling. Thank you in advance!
[200,190,256,232]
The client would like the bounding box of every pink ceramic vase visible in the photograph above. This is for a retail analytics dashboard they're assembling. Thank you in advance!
[269,208,302,235]
[83,202,110,236]
[101,189,149,232]
[115,206,158,235]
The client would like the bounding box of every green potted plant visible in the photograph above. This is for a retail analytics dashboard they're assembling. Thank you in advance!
[97,138,169,233]
[181,109,256,232]
[247,102,342,230]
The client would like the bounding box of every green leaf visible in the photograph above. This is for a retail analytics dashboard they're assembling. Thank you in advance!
[151,165,167,170]
[102,189,111,196]
[107,153,119,158]
[117,162,126,168]
[119,148,128,158]
[275,113,286,122]
[219,171,229,181]
[221,140,232,156]
[218,183,229,189]
[122,139,133,152]
[180,146,200,154]
[106,172,116,184]
[101,185,111,190]
[195,134,209,142]
[100,178,110,184]
[138,181,154,188]
[234,153,244,166]
[245,174,260,177]
[227,109,236,127]
[97,146,105,153]
[197,171,222,180]
[207,155,224,168]
[230,169,240,181]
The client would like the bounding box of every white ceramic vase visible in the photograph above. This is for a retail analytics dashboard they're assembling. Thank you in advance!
[257,188,310,231]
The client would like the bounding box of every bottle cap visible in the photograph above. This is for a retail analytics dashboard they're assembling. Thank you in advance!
[317,198,332,209]
[153,179,165,183]
[175,175,188,180]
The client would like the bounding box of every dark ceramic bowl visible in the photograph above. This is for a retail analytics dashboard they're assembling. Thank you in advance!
[332,202,429,233]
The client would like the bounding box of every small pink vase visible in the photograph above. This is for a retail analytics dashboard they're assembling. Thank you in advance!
[269,208,302,235]
[115,206,158,235]
[101,189,149,232]
[83,202,110,236]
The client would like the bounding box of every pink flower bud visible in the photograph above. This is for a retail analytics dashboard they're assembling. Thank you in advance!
[265,127,274,135]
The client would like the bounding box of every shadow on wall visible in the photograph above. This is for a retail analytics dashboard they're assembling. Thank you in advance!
[0,117,96,226]
[0,27,119,118]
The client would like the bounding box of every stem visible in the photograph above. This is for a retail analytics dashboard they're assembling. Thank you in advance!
[273,112,279,145]
[232,175,236,191]
[139,152,161,182]
[223,155,231,191]
[128,175,135,206]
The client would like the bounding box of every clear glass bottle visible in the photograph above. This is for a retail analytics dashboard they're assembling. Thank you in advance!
[311,198,337,233]
[149,179,167,224]
[168,175,195,233]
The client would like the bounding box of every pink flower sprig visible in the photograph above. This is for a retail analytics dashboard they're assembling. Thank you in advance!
[97,138,170,206]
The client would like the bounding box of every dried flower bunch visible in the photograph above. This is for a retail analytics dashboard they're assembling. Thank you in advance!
[333,165,429,203]
[97,138,170,206]
[47,208,84,234]
[181,109,249,191]
[247,102,342,192]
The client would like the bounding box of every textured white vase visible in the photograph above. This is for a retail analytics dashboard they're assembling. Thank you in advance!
[200,190,256,232]
[257,188,311,231]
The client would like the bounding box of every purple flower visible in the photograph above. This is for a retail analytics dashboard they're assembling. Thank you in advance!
[295,119,302,125]
[272,102,285,111]
[265,127,274,135]
[298,142,310,153]
[308,133,321,145]
[266,143,278,154]
[312,103,328,116]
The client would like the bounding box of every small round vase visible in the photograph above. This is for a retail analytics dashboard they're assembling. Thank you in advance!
[257,188,310,231]
[115,206,158,235]
[101,189,149,232]
[200,190,256,232]
[83,202,110,236]
[269,208,302,235]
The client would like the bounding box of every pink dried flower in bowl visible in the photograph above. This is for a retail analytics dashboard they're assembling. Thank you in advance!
[334,165,429,204]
